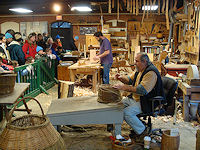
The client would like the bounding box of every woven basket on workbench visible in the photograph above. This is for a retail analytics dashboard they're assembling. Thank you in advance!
[0,97,65,150]
[97,84,122,103]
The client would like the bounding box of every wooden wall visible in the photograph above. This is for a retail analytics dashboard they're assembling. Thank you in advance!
[0,13,166,49]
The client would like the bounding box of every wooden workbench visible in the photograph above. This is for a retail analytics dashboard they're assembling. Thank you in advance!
[178,80,200,121]
[165,64,191,77]
[0,83,30,121]
[68,61,102,93]
[47,96,123,136]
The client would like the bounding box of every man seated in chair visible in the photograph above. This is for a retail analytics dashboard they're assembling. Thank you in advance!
[113,52,165,142]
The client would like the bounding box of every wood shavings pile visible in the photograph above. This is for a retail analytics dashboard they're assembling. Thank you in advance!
[73,86,95,97]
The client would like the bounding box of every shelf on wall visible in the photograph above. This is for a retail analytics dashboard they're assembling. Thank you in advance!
[110,37,127,40]
[185,51,198,55]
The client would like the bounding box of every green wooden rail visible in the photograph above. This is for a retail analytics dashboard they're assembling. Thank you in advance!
[14,58,58,106]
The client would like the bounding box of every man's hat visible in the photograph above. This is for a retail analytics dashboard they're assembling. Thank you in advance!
[5,33,13,39]
[55,35,60,39]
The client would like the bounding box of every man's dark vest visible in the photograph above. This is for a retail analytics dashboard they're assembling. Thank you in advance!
[132,63,165,113]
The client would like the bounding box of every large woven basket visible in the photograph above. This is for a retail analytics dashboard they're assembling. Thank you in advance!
[0,97,66,150]
[0,73,16,95]
[97,84,122,103]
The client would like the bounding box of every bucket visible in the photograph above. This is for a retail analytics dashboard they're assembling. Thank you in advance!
[0,97,66,150]
[161,130,180,150]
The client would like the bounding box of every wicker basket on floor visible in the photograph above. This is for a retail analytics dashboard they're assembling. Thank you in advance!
[0,97,65,150]
[97,84,122,103]
[0,73,17,95]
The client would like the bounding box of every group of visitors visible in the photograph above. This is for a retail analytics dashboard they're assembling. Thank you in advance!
[0,29,67,73]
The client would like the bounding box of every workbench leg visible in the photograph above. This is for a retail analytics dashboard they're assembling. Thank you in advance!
[92,72,97,93]
[0,105,3,121]
[173,99,178,125]
[70,70,75,82]
[183,94,190,122]
[114,123,122,136]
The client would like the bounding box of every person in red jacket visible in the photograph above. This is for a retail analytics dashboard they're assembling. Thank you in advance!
[22,33,37,60]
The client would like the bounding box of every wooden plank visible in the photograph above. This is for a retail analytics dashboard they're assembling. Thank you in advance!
[191,93,200,100]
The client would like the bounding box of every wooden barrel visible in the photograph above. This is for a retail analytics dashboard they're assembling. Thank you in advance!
[161,130,180,150]
[0,73,16,95]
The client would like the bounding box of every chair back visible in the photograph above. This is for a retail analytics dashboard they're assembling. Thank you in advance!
[162,76,178,107]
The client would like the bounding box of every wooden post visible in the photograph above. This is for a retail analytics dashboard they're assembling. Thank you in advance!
[58,80,74,98]
[183,94,190,122]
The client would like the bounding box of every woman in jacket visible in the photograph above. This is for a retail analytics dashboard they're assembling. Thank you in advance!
[22,33,37,60]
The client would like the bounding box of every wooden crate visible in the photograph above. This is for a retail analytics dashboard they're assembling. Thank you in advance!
[57,65,70,81]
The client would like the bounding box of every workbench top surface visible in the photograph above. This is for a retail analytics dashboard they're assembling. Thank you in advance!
[47,96,123,115]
